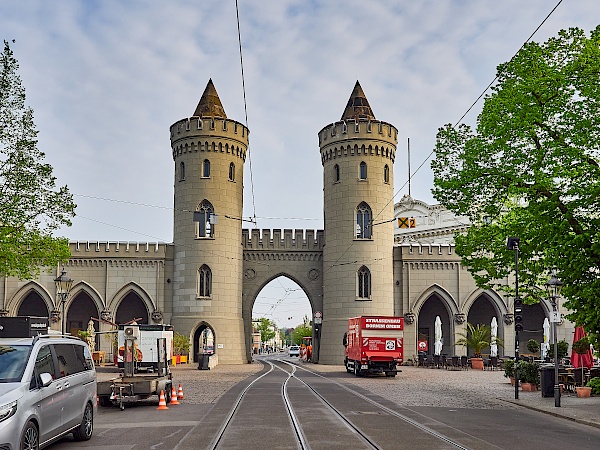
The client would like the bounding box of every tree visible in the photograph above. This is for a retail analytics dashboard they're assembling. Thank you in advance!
[0,40,75,279]
[291,324,312,345]
[455,323,502,358]
[256,317,275,345]
[431,26,600,341]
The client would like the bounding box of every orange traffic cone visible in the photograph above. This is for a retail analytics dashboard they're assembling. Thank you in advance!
[169,385,179,405]
[177,384,184,401]
[157,390,169,410]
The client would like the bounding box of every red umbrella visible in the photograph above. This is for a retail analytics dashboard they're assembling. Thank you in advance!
[571,326,594,369]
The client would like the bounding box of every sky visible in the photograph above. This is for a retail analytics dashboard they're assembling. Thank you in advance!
[2,1,598,328]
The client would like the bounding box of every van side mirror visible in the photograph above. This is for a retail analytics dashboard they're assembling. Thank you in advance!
[39,372,53,388]
[342,332,347,347]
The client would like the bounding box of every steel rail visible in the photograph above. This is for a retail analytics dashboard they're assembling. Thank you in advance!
[281,359,472,450]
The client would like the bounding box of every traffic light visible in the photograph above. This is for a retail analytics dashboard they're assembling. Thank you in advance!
[514,298,523,332]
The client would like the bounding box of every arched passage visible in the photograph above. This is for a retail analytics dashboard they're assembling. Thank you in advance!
[467,295,503,357]
[193,322,215,363]
[66,292,99,337]
[417,294,452,356]
[18,290,49,317]
[115,292,149,325]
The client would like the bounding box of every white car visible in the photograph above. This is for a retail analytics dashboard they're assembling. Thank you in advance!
[288,345,300,357]
[0,333,97,449]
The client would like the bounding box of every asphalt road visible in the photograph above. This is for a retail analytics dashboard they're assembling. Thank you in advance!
[46,357,600,450]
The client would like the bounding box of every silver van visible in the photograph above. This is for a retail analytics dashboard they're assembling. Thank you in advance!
[0,335,97,449]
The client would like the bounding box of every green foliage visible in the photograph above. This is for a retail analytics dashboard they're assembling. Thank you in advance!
[456,322,503,357]
[256,317,276,344]
[0,40,75,279]
[173,332,190,356]
[503,358,515,378]
[548,339,569,359]
[527,339,540,354]
[520,361,540,384]
[291,324,312,345]
[431,26,600,343]
[585,377,600,395]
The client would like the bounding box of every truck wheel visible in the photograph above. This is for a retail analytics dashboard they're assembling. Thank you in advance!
[164,385,172,404]
[98,396,111,407]
[354,363,360,377]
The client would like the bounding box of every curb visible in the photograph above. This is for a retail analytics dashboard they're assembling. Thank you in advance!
[497,397,600,430]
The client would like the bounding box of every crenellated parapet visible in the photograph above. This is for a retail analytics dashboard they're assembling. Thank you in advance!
[69,241,171,259]
[397,243,456,256]
[170,116,249,161]
[318,119,397,166]
[242,229,324,251]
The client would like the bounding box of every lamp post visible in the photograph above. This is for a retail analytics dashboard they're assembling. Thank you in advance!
[54,268,73,336]
[545,270,563,407]
[506,237,521,400]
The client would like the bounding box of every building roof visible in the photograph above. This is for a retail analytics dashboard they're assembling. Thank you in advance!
[341,80,376,121]
[193,79,227,118]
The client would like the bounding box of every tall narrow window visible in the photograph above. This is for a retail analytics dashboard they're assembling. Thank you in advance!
[198,265,212,297]
[203,159,211,177]
[334,164,340,182]
[229,162,235,181]
[384,164,389,183]
[196,200,215,238]
[179,161,185,181]
[357,266,371,299]
[356,202,372,239]
[359,161,367,180]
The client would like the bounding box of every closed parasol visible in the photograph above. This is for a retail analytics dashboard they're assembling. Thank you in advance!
[434,316,443,356]
[490,317,498,357]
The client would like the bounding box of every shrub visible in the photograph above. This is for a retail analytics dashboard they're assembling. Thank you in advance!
[586,377,600,395]
[503,359,515,378]
[519,361,540,384]
[173,332,190,356]
[572,337,590,355]
[548,340,569,359]
[527,339,540,354]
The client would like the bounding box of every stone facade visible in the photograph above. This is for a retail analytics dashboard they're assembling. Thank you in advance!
[0,80,575,366]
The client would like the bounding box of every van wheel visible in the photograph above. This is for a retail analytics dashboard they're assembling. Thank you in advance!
[20,421,39,450]
[73,402,93,441]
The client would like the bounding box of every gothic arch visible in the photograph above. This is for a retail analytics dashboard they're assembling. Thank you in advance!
[8,281,53,316]
[463,288,507,317]
[108,282,154,319]
[67,281,104,313]
[412,284,458,316]
[192,321,216,362]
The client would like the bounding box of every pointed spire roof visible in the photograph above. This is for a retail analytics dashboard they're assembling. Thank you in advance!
[193,79,227,118]
[341,81,375,121]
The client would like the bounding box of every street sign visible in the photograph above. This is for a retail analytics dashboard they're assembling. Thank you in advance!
[550,311,561,323]
[314,311,322,324]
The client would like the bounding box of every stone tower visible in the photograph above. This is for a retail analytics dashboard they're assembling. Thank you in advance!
[169,79,249,364]
[318,81,397,364]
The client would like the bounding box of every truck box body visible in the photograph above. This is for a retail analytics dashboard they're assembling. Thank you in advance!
[0,316,49,338]
[117,324,173,371]
[345,316,404,376]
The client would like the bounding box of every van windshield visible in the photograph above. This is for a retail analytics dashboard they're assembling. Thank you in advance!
[0,345,31,383]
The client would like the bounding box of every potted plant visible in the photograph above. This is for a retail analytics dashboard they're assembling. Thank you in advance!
[456,323,503,370]
[573,337,592,396]
[548,339,569,360]
[586,377,600,395]
[527,339,540,356]
[519,360,540,391]
[503,358,515,385]
[173,332,190,364]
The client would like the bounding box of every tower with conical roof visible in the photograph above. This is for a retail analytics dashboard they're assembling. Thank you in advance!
[169,79,249,364]
[318,81,397,364]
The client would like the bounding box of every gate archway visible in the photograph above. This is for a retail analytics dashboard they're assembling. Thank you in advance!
[193,322,215,363]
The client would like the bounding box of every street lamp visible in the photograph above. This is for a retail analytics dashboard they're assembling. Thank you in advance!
[54,268,73,336]
[506,236,521,400]
[545,270,563,407]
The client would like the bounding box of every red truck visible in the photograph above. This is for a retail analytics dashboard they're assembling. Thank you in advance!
[343,316,404,377]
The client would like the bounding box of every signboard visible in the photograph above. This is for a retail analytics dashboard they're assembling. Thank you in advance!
[397,217,416,228]
[418,340,429,352]
[360,316,404,330]
[361,337,403,352]
[314,311,322,325]
[550,311,561,323]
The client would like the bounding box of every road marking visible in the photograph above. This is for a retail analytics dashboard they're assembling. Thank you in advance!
[95,421,199,429]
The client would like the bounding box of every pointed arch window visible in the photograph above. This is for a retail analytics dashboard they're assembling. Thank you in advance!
[384,164,389,183]
[334,164,340,183]
[359,161,367,180]
[196,200,215,238]
[179,161,185,181]
[203,159,211,178]
[198,265,212,298]
[229,162,235,181]
[357,266,371,299]
[356,202,372,239]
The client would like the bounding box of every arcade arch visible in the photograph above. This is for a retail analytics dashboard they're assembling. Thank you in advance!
[9,281,53,317]
[193,322,215,363]
[17,290,50,318]
[115,292,150,325]
[417,293,453,356]
[66,291,99,337]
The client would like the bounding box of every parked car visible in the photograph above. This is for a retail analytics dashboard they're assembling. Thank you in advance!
[288,345,300,357]
[0,335,97,449]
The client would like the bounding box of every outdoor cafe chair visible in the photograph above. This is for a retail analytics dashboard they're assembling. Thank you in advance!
[487,356,498,370]
[450,356,460,370]
[425,354,434,368]
[433,354,440,368]
[460,356,468,370]
[440,355,447,369]
[418,354,425,367]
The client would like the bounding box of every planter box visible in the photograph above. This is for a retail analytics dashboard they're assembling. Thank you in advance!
[471,357,484,370]
[576,386,592,398]
[180,355,188,364]
[521,383,538,392]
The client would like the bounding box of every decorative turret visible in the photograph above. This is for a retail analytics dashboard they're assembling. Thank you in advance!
[169,79,249,365]
[318,81,397,365]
